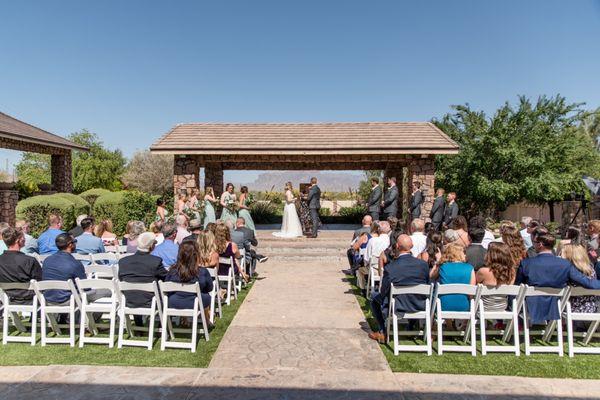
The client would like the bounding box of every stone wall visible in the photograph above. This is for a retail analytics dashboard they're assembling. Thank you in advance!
[173,155,199,198]
[205,163,224,197]
[51,153,73,193]
[409,156,436,217]
[0,189,18,225]
[0,137,69,155]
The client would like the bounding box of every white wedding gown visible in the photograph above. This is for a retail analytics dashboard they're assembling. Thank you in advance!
[273,190,303,238]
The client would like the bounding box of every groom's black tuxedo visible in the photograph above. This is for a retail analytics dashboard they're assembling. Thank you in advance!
[307,184,321,237]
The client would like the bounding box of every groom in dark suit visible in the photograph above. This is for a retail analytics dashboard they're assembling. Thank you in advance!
[307,177,321,238]
[367,177,382,221]
[381,176,399,220]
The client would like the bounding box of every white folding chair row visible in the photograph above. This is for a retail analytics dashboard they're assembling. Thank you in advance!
[159,281,210,352]
[206,267,223,324]
[565,287,600,357]
[72,253,92,264]
[34,254,51,265]
[91,252,119,265]
[84,264,118,280]
[76,277,119,348]
[479,284,525,356]
[218,256,238,305]
[0,282,38,345]
[104,245,128,254]
[366,255,380,299]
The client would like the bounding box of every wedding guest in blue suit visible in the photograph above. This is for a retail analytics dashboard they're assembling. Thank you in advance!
[516,230,600,324]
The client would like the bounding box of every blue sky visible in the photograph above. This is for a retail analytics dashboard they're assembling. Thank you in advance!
[1,0,600,181]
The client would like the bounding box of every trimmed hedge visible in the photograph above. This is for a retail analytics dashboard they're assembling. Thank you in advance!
[16,194,91,237]
[79,188,111,207]
[93,190,158,236]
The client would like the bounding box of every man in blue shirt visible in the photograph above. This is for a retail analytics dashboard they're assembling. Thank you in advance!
[37,214,65,255]
[42,233,86,304]
[151,222,179,268]
[75,217,105,255]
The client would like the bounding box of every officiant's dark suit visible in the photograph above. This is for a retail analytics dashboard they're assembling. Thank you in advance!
[367,182,382,221]
[307,178,321,238]
[381,178,399,220]
[430,190,446,231]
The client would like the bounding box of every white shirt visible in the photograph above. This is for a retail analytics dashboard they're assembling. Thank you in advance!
[175,227,190,244]
[365,233,390,263]
[520,228,532,249]
[482,230,495,249]
[410,232,427,257]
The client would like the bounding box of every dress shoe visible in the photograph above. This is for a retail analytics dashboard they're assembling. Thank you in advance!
[258,256,269,263]
[368,331,386,343]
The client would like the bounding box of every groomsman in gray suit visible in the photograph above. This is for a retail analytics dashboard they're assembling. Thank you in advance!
[367,177,382,221]
[429,188,446,231]
[410,181,424,219]
[381,177,399,220]
[307,177,321,238]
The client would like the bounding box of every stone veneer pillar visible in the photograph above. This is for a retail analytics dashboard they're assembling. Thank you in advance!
[51,153,72,193]
[0,189,18,225]
[173,155,199,197]
[409,156,436,218]
[204,163,224,197]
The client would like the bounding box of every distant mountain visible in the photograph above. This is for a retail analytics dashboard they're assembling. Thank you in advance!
[233,171,363,192]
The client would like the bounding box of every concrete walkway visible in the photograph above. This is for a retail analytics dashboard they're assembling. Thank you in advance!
[2,229,600,399]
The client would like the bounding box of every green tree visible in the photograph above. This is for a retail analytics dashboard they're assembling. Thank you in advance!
[14,152,51,196]
[434,95,600,220]
[122,150,173,195]
[357,170,383,203]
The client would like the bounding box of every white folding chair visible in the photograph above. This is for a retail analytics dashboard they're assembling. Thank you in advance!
[76,278,118,348]
[0,282,38,345]
[32,279,81,347]
[239,248,247,280]
[72,253,92,265]
[478,284,525,356]
[91,252,120,266]
[84,264,117,280]
[206,268,223,324]
[365,256,380,299]
[158,281,210,352]
[522,285,569,356]
[386,283,434,355]
[218,256,238,305]
[115,280,163,350]
[35,254,51,266]
[565,287,600,357]
[435,283,481,356]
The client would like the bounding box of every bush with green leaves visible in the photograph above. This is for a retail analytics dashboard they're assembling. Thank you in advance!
[93,190,159,236]
[338,205,367,221]
[250,201,281,224]
[79,188,111,207]
[16,194,90,236]
[319,207,331,217]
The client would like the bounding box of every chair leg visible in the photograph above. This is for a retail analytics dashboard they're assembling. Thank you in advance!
[566,304,574,358]
[79,304,86,348]
[226,280,231,306]
[556,312,564,357]
[470,310,476,356]
[584,320,600,346]
[117,309,125,349]
[12,311,27,333]
[108,308,116,349]
[191,312,198,353]
[513,308,520,356]
[30,304,37,346]
[425,315,432,356]
[523,306,530,356]
[480,311,487,356]
[437,314,443,355]
[148,309,156,351]
[393,313,399,356]
[2,306,8,345]
[40,308,47,347]
[160,310,168,351]
[69,307,76,348]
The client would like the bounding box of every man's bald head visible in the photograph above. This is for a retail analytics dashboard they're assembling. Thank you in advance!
[396,234,413,253]
[362,215,373,226]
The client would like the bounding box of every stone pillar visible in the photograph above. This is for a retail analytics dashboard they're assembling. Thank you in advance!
[51,153,72,192]
[173,155,199,198]
[410,156,436,219]
[0,188,19,225]
[384,164,404,219]
[204,163,224,197]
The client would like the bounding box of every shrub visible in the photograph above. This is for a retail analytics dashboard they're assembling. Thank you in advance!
[338,205,367,222]
[319,207,331,217]
[53,193,91,218]
[79,188,111,207]
[93,190,158,236]
[250,201,281,224]
[16,193,88,236]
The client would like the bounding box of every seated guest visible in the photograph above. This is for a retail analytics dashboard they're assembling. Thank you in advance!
[94,219,119,247]
[368,234,430,343]
[451,216,470,247]
[587,220,600,264]
[182,219,203,243]
[0,227,42,304]
[118,232,167,325]
[126,220,146,253]
[516,231,600,324]
[409,219,427,258]
[174,214,191,245]
[465,227,487,271]
[421,231,443,278]
[235,217,268,268]
[347,215,373,269]
[197,230,219,268]
[38,214,66,255]
[520,216,533,249]
[434,242,475,312]
[501,224,527,268]
[42,233,87,304]
[557,226,583,254]
[476,242,516,311]
[165,240,213,324]
[68,214,88,238]
[76,217,105,255]
[149,220,164,245]
[469,216,495,249]
[525,221,541,258]
[151,222,179,269]
[205,222,217,235]
[15,220,38,255]
[443,229,460,246]
[558,243,597,314]
[357,221,391,292]
[225,220,245,250]
[0,222,10,255]
[215,222,248,282]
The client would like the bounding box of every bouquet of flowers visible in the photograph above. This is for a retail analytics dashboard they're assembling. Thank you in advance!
[225,199,240,213]
[246,193,256,208]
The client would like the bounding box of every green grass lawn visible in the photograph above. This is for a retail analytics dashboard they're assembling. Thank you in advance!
[346,274,600,379]
[0,284,251,368]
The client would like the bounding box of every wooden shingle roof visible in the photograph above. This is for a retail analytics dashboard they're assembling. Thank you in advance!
[150,122,459,155]
[0,111,88,152]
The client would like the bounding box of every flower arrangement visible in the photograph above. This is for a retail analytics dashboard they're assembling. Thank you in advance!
[225,200,240,213]
[246,193,256,207]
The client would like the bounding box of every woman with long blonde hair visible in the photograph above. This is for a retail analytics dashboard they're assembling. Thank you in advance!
[560,244,597,313]
[436,242,475,312]
[204,187,217,228]
[94,219,119,246]
[197,230,219,268]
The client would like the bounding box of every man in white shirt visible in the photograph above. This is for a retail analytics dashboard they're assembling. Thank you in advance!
[409,219,427,257]
[358,221,391,292]
[520,216,533,249]
[174,214,191,245]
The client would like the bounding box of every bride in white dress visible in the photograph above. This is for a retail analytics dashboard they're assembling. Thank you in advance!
[272,182,304,238]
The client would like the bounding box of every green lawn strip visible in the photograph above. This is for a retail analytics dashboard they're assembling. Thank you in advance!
[0,283,251,368]
[345,274,600,379]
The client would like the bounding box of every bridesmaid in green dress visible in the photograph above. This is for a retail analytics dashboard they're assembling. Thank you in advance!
[238,186,256,233]
[203,187,217,228]
[220,183,238,225]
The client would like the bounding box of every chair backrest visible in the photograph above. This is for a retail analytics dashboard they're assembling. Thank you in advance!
[436,283,479,296]
[72,253,92,262]
[75,277,117,292]
[239,248,246,257]
[158,281,200,295]
[35,254,51,265]
[369,256,380,268]
[219,256,233,265]
[117,280,157,293]
[91,252,119,264]
[524,285,569,298]
[479,284,523,297]
[32,279,80,307]
[569,287,600,297]
[390,283,433,296]
[0,281,33,291]
[84,264,117,279]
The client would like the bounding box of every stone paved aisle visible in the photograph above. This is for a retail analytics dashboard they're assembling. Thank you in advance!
[1,229,600,399]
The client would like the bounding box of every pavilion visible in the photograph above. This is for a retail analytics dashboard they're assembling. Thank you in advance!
[0,111,87,223]
[150,122,459,217]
